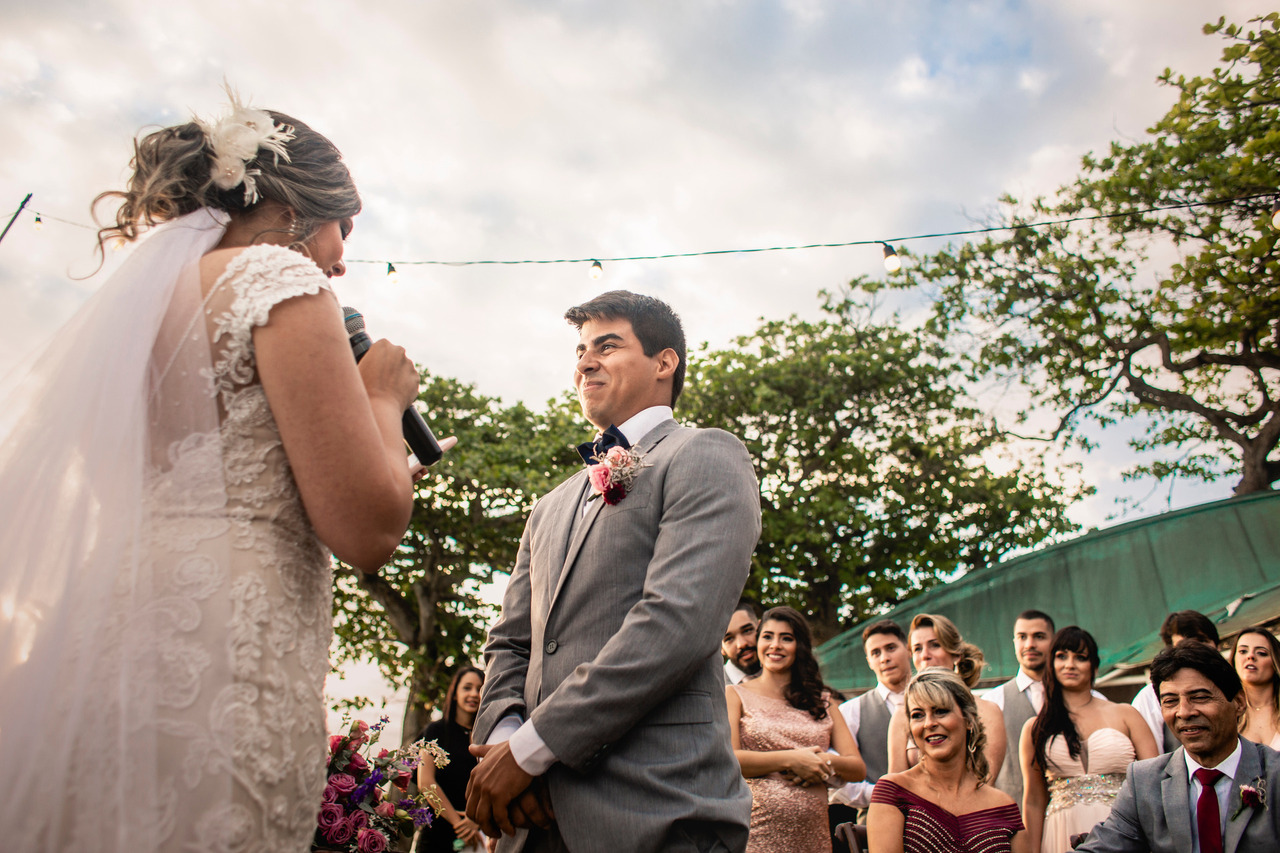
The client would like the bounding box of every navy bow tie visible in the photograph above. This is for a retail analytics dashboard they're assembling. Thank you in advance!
[577,424,631,465]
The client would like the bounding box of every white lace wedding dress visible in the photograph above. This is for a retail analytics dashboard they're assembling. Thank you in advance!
[0,220,338,852]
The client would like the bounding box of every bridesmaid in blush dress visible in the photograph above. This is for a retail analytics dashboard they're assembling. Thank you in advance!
[869,669,1029,853]
[727,606,865,853]
[1019,627,1157,853]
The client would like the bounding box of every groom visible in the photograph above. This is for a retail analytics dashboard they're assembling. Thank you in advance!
[466,291,760,853]
[1077,641,1280,853]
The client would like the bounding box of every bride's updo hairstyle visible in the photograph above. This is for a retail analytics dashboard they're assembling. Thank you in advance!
[94,110,360,256]
[909,613,986,689]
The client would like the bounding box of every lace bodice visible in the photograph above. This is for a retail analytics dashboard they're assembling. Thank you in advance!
[129,244,336,851]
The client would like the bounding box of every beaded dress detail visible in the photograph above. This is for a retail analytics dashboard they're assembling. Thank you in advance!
[733,685,834,853]
[871,779,1024,853]
[1040,728,1135,853]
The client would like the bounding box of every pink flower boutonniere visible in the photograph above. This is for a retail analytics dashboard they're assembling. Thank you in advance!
[586,445,649,505]
[1231,777,1267,820]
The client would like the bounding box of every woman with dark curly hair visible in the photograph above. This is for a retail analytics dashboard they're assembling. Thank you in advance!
[1019,627,1156,853]
[727,605,865,853]
[869,669,1028,853]
[1230,625,1280,749]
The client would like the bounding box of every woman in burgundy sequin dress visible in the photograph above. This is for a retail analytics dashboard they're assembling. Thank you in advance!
[727,606,866,853]
[869,669,1030,853]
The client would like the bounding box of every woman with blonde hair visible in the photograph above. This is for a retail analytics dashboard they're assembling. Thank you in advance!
[869,669,1029,853]
[0,90,451,852]
[1230,625,1280,749]
[887,614,1007,779]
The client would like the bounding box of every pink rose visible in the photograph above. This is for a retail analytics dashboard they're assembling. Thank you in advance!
[346,751,369,773]
[377,748,391,759]
[357,827,389,853]
[328,772,358,794]
[605,445,629,463]
[374,801,396,818]
[324,816,355,844]
[317,802,345,831]
[329,734,346,753]
[588,463,611,494]
[392,770,412,790]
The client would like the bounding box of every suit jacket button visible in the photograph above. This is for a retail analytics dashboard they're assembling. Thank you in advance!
[545,639,558,654]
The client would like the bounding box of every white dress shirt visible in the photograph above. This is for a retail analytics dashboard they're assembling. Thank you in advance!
[494,406,675,775]
[1132,683,1165,748]
[724,659,750,685]
[1184,740,1243,853]
[989,669,1105,714]
[832,683,904,808]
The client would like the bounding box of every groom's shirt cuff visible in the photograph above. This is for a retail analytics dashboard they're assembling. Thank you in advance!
[488,714,558,776]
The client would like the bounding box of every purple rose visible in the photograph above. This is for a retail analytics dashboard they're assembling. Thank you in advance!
[328,772,358,795]
[357,827,389,853]
[322,784,339,803]
[323,816,355,845]
[317,802,345,831]
[349,811,368,830]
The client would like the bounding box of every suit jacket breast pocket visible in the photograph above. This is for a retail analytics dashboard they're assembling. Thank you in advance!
[600,476,653,515]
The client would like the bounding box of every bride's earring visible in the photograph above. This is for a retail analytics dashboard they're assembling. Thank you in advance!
[967,729,977,755]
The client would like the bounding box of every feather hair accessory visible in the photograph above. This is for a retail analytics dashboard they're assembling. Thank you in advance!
[196,85,296,205]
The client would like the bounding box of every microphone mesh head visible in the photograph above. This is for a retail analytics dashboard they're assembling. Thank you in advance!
[342,307,366,336]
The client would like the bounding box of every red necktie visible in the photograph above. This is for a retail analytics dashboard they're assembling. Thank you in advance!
[1194,767,1225,853]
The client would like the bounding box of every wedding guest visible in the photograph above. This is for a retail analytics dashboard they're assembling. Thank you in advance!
[417,666,486,852]
[990,609,1056,806]
[1076,641,1280,853]
[1019,627,1157,853]
[868,669,1029,853]
[728,606,866,853]
[1132,611,1219,752]
[0,91,444,852]
[887,614,1006,780]
[724,600,763,684]
[831,621,909,825]
[1229,626,1280,750]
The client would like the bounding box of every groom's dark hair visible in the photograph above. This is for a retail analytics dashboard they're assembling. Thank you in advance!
[565,291,687,408]
[1150,640,1242,700]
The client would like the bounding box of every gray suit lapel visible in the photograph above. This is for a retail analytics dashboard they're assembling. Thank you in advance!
[1161,749,1194,853]
[1225,739,1261,853]
[547,420,677,613]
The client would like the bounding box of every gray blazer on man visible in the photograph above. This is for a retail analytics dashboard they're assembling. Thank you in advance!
[475,421,761,853]
[1076,738,1280,853]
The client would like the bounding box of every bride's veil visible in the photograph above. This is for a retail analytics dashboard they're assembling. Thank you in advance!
[0,208,231,849]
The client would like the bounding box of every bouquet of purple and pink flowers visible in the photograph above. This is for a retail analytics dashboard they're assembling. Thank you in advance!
[313,715,448,853]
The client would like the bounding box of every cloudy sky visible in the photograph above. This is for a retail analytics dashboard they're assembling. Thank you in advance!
[2,0,1270,737]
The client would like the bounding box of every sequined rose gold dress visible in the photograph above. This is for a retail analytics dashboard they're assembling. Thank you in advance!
[1040,728,1135,853]
[733,685,834,853]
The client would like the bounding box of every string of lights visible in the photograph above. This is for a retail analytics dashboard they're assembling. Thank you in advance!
[6,191,1275,275]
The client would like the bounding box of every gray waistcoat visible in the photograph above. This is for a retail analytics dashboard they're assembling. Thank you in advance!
[854,689,893,784]
[993,678,1037,807]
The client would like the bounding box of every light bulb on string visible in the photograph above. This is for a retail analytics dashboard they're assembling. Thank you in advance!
[1270,199,1280,230]
[589,260,603,280]
[386,262,399,284]
[33,214,43,232]
[881,243,901,273]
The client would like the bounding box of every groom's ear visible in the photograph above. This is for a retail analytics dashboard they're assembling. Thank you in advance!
[653,347,679,379]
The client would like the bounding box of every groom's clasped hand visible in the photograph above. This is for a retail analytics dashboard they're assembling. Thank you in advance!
[466,741,555,837]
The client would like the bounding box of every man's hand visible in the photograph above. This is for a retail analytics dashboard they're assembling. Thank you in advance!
[465,741,540,837]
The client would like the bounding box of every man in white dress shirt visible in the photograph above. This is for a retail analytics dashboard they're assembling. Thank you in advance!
[989,609,1056,805]
[831,620,909,825]
[1132,610,1220,753]
[722,601,761,685]
[1078,641,1280,853]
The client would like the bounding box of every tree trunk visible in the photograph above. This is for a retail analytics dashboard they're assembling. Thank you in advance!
[1234,441,1279,496]
[401,660,438,746]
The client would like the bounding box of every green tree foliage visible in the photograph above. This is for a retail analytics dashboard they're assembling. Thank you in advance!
[884,16,1280,496]
[680,292,1082,642]
[331,372,582,744]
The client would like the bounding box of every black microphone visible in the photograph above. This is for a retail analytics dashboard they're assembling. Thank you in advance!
[343,306,444,467]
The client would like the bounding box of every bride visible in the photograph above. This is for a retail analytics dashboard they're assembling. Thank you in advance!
[1019,627,1157,853]
[0,90,446,851]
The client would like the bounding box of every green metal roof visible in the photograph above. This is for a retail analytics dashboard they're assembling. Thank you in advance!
[816,490,1280,693]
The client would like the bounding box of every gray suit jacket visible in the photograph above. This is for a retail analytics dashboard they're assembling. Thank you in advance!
[475,421,761,853]
[1077,738,1280,853]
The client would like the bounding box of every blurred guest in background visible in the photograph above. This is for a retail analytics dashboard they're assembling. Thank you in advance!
[728,606,865,853]
[724,600,762,685]
[1131,611,1219,752]
[418,666,486,852]
[1230,626,1280,750]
